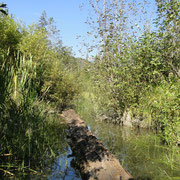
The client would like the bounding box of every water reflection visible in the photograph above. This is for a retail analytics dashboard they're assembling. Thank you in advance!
[48,147,81,180]
[28,112,179,180]
[82,116,180,180]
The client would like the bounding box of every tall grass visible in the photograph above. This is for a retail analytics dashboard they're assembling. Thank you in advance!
[0,51,67,178]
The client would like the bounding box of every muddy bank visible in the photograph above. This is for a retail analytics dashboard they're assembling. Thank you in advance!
[61,109,133,180]
[97,110,150,129]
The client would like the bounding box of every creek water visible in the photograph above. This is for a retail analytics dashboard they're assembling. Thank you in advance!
[26,109,180,180]
[83,119,180,180]
[42,111,180,180]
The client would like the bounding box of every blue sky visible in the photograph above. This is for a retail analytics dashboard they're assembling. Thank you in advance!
[3,0,157,58]
[4,0,90,58]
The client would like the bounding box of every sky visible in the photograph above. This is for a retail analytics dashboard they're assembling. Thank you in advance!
[4,0,91,58]
[3,0,157,58]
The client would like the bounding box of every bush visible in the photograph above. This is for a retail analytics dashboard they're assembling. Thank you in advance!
[0,13,79,176]
[88,0,180,145]
[0,15,21,54]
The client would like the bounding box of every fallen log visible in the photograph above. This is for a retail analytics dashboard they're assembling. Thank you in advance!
[61,109,134,180]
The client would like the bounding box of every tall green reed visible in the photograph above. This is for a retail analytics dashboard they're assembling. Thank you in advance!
[0,50,67,178]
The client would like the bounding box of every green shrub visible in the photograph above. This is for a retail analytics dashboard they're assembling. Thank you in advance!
[87,0,180,145]
[0,15,21,54]
[0,51,67,177]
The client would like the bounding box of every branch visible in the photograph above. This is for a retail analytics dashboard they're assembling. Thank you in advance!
[0,3,7,8]
[0,9,8,15]
[169,62,180,78]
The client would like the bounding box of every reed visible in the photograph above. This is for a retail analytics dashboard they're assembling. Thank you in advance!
[0,51,67,178]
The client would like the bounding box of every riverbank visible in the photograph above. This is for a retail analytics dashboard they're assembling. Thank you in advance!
[75,104,180,179]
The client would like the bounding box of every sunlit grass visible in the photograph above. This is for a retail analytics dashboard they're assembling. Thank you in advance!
[0,52,68,178]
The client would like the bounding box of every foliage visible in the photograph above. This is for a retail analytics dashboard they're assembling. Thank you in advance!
[133,80,180,145]
[42,58,80,109]
[86,0,180,145]
[17,12,81,108]
[0,8,81,177]
[0,50,68,177]
[155,0,180,78]
[0,15,21,54]
[0,3,8,15]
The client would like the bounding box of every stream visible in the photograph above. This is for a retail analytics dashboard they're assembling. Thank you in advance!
[27,109,180,180]
[83,119,180,179]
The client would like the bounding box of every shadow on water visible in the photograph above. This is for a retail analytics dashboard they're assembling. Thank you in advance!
[0,113,82,180]
[15,111,179,180]
[80,115,180,180]
[39,111,179,180]
[47,147,81,180]
[25,145,81,180]
[73,93,180,180]
[31,114,179,180]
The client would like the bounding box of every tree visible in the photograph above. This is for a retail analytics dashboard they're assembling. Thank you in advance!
[38,11,62,50]
[155,0,180,77]
[0,3,8,15]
